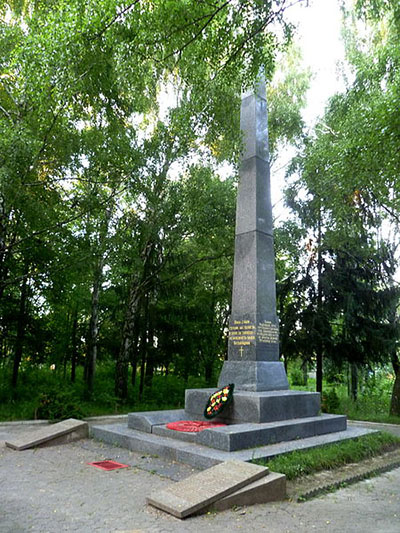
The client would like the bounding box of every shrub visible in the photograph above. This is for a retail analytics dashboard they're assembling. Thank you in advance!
[36,387,85,421]
[321,388,340,413]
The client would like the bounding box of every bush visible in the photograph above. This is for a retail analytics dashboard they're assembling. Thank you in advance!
[36,387,85,421]
[321,388,340,413]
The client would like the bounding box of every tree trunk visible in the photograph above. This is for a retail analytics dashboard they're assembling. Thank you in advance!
[86,253,105,396]
[115,283,142,400]
[301,359,308,386]
[316,212,323,394]
[115,239,155,400]
[130,321,140,387]
[350,363,358,401]
[86,208,112,396]
[145,305,155,388]
[139,294,150,400]
[11,267,29,388]
[138,331,147,401]
[0,193,8,302]
[204,360,213,385]
[390,354,400,416]
[131,358,137,386]
[71,310,78,383]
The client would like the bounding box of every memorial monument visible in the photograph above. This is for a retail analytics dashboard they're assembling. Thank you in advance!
[91,79,372,470]
[218,77,288,392]
[183,77,331,426]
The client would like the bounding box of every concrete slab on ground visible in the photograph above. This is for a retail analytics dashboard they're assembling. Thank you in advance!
[147,459,269,518]
[205,471,286,512]
[5,418,88,450]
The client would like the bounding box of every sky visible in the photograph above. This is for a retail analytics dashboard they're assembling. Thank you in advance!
[288,0,348,126]
[271,0,350,216]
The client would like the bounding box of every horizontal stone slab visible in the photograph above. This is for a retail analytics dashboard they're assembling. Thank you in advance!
[128,409,186,433]
[5,418,88,451]
[196,414,347,451]
[185,388,320,424]
[146,460,269,518]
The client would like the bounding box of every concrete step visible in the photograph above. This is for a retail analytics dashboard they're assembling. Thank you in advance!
[152,414,347,451]
[90,422,376,470]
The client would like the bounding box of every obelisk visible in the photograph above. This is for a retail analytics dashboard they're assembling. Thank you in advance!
[218,78,289,392]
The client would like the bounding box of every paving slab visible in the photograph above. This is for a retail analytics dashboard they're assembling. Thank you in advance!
[5,418,88,450]
[146,459,269,518]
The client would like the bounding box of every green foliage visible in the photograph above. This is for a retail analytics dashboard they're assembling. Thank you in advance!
[256,431,400,480]
[36,387,85,421]
[280,3,400,408]
[321,388,340,413]
[288,359,307,387]
[141,375,209,410]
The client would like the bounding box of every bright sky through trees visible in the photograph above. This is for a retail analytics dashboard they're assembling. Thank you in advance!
[289,0,348,126]
[272,0,350,216]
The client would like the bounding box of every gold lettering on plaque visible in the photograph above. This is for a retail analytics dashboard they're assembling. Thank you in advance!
[228,320,256,346]
[257,321,279,344]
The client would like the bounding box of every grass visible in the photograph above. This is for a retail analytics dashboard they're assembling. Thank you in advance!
[289,370,400,425]
[254,431,400,480]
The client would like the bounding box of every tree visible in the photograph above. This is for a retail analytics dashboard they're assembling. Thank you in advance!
[0,0,312,399]
[280,2,400,406]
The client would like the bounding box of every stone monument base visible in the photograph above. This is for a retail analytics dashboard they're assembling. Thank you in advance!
[87,384,371,471]
[185,388,320,424]
[218,361,289,391]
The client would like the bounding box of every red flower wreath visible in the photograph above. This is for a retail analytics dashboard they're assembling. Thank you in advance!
[204,383,234,419]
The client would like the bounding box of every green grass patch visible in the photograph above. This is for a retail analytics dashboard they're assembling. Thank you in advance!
[254,431,400,480]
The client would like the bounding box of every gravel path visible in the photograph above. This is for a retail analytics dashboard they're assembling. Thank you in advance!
[1,423,400,533]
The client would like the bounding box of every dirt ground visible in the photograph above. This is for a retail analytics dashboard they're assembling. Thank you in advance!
[1,421,400,533]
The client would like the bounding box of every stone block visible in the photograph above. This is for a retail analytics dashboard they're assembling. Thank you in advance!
[218,361,289,390]
[196,419,312,451]
[315,414,347,435]
[204,472,286,512]
[5,419,88,451]
[147,460,269,518]
[196,415,347,451]
[128,409,186,433]
[239,87,268,163]
[235,157,272,236]
[185,389,320,424]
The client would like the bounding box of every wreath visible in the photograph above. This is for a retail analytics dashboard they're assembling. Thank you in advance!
[204,383,234,419]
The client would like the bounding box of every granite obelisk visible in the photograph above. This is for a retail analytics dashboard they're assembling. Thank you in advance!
[218,78,289,392]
